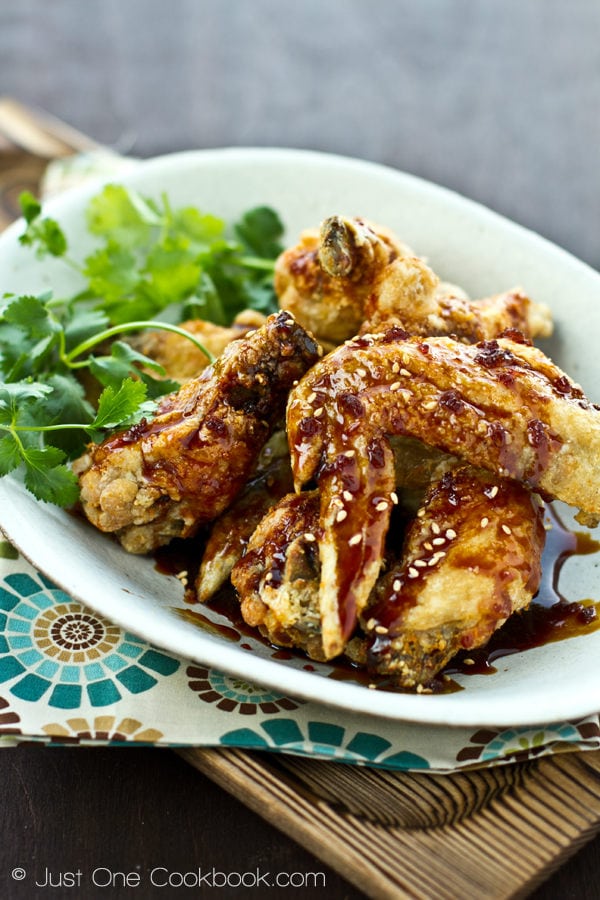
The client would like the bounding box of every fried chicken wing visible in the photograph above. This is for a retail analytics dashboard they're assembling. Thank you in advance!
[77,312,320,554]
[132,310,267,381]
[276,215,552,345]
[196,455,294,602]
[275,216,413,344]
[287,328,600,655]
[364,466,545,686]
[231,490,324,659]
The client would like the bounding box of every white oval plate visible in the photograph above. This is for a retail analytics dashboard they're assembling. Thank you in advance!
[1,148,599,727]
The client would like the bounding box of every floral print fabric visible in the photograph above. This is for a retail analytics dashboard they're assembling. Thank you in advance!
[1,545,599,772]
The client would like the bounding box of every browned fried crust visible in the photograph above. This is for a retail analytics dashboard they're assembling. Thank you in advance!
[231,491,324,659]
[77,312,320,554]
[195,456,294,602]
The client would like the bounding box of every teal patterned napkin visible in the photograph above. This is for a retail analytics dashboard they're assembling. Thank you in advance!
[1,541,599,772]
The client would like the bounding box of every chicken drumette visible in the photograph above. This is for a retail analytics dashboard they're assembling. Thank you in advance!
[76,312,320,554]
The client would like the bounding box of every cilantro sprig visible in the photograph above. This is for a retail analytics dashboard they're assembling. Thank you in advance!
[0,185,285,506]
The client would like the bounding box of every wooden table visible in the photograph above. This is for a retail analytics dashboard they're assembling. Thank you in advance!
[1,2,600,896]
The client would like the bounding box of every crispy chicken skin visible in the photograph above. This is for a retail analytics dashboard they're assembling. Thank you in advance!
[195,456,294,602]
[275,217,409,344]
[364,466,545,686]
[287,328,600,656]
[275,215,552,345]
[132,310,267,381]
[231,490,324,659]
[77,312,320,554]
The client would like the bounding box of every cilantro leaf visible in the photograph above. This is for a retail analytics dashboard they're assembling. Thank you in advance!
[90,378,148,431]
[84,241,138,305]
[23,447,80,506]
[0,435,21,475]
[234,206,284,258]
[18,193,68,258]
[86,185,158,248]
[89,341,179,399]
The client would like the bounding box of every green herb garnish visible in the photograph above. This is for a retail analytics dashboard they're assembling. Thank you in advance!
[0,185,284,505]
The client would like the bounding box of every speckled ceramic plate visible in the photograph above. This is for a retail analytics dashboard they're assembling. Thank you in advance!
[1,148,599,726]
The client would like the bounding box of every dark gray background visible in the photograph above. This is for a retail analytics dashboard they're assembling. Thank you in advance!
[1,2,599,897]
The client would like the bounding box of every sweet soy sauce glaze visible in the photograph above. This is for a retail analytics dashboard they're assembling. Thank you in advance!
[444,503,600,681]
[154,503,600,693]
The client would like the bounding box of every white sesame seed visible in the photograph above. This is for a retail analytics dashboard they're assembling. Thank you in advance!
[304,532,316,542]
[417,508,426,518]
[348,534,362,546]
[336,509,348,523]
[408,567,419,578]
[375,500,388,512]
[400,368,411,378]
[391,361,400,373]
[431,522,441,535]
[343,490,353,502]
[357,368,367,377]
[432,537,446,546]
[390,491,399,505]
[446,529,457,540]
[314,407,324,417]
[502,524,512,535]
[265,572,273,582]
[414,559,427,568]
[336,414,344,424]
[366,617,377,630]
[481,517,489,528]
[307,392,317,403]
[433,550,446,560]
[422,400,437,410]
[375,625,388,634]
[489,485,499,498]
[344,450,355,458]
[463,658,475,666]
[390,381,401,391]
[392,579,401,592]
[423,541,433,551]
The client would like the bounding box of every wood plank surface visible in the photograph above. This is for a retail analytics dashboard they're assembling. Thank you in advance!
[181,748,600,900]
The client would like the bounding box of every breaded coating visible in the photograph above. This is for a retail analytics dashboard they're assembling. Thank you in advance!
[77,312,320,554]
[275,215,552,345]
[196,456,294,602]
[364,466,545,687]
[231,491,324,659]
[275,217,409,344]
[132,310,267,381]
[287,328,600,656]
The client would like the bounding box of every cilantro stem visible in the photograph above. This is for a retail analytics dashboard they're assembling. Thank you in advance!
[65,321,216,366]
[0,422,88,435]
[238,256,277,271]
